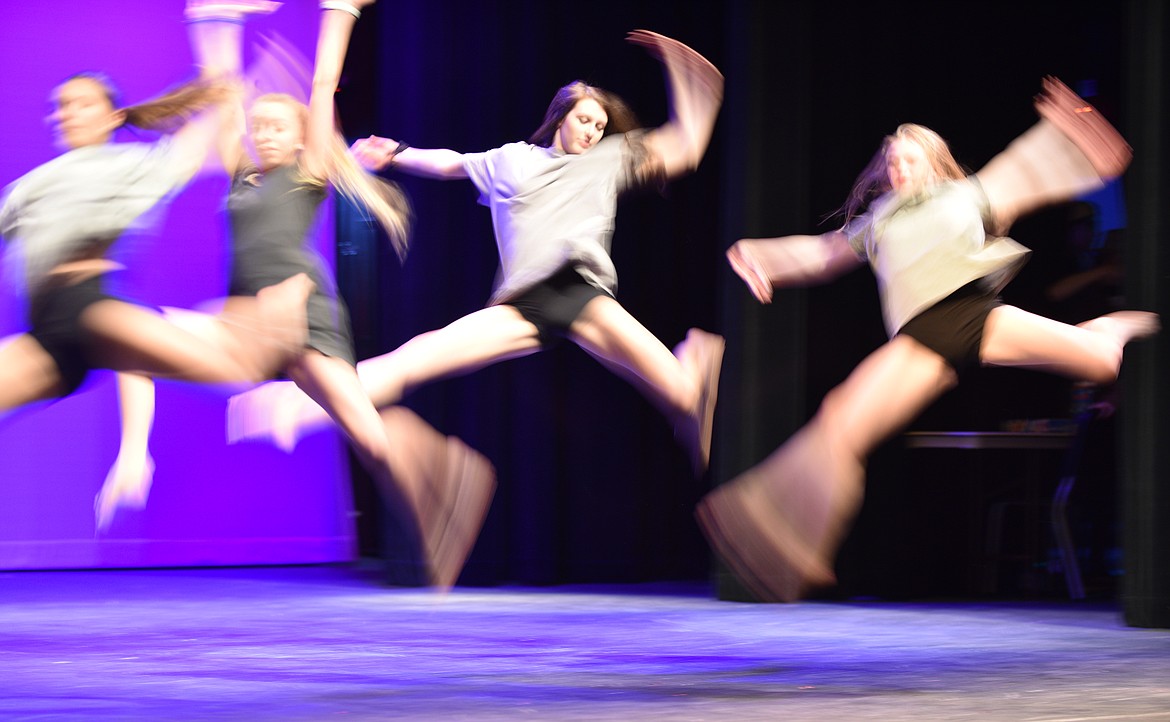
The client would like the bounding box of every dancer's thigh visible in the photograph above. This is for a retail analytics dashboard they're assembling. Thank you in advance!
[0,333,66,412]
[980,305,1116,380]
[819,335,958,457]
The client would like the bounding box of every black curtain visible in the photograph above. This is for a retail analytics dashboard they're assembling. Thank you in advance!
[1120,0,1170,629]
[338,1,726,585]
[334,0,1166,614]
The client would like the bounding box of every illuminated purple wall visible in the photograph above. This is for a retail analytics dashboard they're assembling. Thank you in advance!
[0,1,355,568]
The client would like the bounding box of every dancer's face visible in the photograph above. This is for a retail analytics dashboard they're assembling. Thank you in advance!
[50,77,123,150]
[553,98,608,155]
[886,137,932,197]
[249,99,304,171]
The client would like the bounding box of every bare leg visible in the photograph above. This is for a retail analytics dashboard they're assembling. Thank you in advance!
[376,407,496,591]
[286,351,496,590]
[78,275,312,384]
[981,305,1158,382]
[228,304,543,449]
[286,351,425,533]
[0,334,68,415]
[94,373,156,532]
[697,336,958,601]
[568,296,724,473]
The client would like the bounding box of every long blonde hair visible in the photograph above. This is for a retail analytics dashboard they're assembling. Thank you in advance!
[837,123,966,225]
[248,93,411,259]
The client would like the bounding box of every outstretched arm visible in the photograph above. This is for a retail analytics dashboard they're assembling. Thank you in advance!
[727,232,863,304]
[95,373,157,532]
[181,0,281,176]
[976,77,1131,234]
[628,30,724,180]
[350,136,469,180]
[300,0,374,181]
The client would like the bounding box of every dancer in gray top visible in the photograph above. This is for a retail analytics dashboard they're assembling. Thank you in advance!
[229,30,726,477]
[98,0,494,592]
[0,46,310,419]
[699,78,1159,602]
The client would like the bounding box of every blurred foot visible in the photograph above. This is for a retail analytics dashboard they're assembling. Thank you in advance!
[425,438,497,592]
[1078,310,1160,345]
[379,407,496,591]
[674,328,725,475]
[94,453,156,533]
[226,380,313,452]
[696,473,836,603]
[255,272,313,357]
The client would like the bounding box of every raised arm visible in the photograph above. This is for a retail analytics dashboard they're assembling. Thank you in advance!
[182,0,281,175]
[350,136,469,179]
[975,77,1131,234]
[627,30,724,180]
[295,0,371,181]
[727,231,863,304]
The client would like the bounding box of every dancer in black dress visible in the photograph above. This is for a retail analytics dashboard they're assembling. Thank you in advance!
[229,30,726,479]
[0,11,311,422]
[98,0,495,590]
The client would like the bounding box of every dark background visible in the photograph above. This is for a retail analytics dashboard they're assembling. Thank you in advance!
[328,1,1167,604]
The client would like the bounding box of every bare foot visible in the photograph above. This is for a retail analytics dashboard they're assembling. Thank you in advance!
[94,453,156,532]
[696,475,837,603]
[256,272,314,351]
[674,329,725,475]
[1078,310,1160,345]
[426,438,496,592]
[226,380,317,452]
[379,407,496,591]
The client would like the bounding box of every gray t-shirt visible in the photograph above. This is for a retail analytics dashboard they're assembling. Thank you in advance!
[461,132,643,304]
[846,178,1030,336]
[0,140,193,293]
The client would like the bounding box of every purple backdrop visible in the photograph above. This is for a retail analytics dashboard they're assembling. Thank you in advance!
[0,0,355,568]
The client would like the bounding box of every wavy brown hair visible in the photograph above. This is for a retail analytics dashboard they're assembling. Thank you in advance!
[529,81,640,146]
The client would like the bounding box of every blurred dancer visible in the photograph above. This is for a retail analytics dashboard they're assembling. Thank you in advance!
[0,31,311,421]
[97,0,495,591]
[699,78,1158,602]
[232,30,726,477]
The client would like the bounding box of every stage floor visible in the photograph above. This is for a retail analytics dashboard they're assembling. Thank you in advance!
[2,566,1168,721]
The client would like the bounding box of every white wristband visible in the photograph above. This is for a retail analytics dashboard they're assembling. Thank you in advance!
[320,1,360,19]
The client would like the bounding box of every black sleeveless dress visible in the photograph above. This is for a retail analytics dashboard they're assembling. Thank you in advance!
[227,165,354,365]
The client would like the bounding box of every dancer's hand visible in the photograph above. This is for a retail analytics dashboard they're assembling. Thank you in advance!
[727,241,775,304]
[351,136,400,171]
[185,0,282,22]
[1033,76,1131,179]
[626,30,723,179]
[94,453,156,533]
[627,30,723,98]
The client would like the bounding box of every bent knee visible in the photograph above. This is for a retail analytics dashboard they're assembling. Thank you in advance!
[1081,352,1121,385]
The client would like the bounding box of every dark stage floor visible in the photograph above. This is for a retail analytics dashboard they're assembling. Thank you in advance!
[1,566,1168,721]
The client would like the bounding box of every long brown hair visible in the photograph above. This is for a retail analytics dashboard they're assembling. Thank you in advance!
[66,71,234,134]
[529,81,640,146]
[247,93,411,259]
[837,123,967,225]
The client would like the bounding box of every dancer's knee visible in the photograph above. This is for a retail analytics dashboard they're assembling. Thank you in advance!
[1081,349,1121,385]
